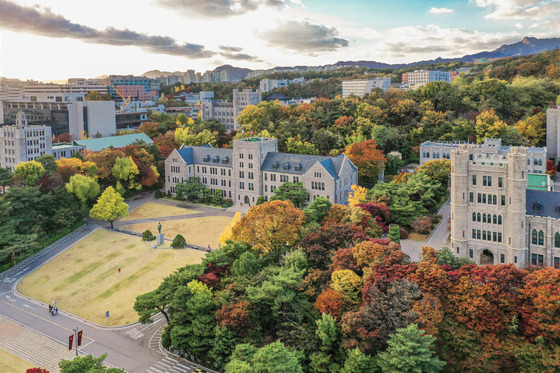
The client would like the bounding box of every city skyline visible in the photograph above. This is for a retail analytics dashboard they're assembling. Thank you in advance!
[0,0,559,81]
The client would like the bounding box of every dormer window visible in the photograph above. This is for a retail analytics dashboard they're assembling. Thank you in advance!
[533,202,543,212]
[556,205,560,214]
[203,155,210,162]
[213,156,220,163]
[282,162,290,170]
[222,156,229,164]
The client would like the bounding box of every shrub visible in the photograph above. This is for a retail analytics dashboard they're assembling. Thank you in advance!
[223,199,233,207]
[161,325,171,349]
[171,234,186,249]
[256,196,266,205]
[154,190,163,198]
[142,229,156,241]
[400,227,409,239]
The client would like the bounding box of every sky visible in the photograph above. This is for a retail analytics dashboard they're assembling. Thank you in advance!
[0,0,559,81]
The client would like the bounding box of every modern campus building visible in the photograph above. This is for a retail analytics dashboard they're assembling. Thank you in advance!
[165,137,358,207]
[342,78,392,98]
[405,70,450,89]
[449,138,560,268]
[0,111,52,169]
[259,78,305,92]
[0,96,116,139]
[201,89,262,131]
[106,76,160,101]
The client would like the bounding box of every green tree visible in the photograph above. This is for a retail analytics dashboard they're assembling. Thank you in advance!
[388,224,400,244]
[341,348,376,373]
[304,196,332,223]
[316,313,339,351]
[377,323,445,373]
[0,166,13,195]
[211,325,238,368]
[14,160,45,186]
[112,156,139,190]
[286,137,320,155]
[59,353,125,372]
[252,341,303,373]
[65,174,100,204]
[270,182,310,208]
[36,154,58,175]
[85,91,103,101]
[417,159,451,191]
[175,177,205,201]
[89,186,129,229]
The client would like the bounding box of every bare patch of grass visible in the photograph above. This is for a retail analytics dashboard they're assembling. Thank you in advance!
[120,202,199,221]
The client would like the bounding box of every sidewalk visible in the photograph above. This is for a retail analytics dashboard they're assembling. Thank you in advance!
[0,315,76,373]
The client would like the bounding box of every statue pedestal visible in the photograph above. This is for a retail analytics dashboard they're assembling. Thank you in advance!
[156,234,164,245]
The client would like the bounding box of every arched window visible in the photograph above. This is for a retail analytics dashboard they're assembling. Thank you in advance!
[538,159,543,166]
[534,158,538,165]
[426,152,430,158]
[555,233,560,248]
[498,215,502,225]
[538,230,544,246]
[477,213,481,222]
[472,212,476,222]
[483,213,487,223]
[493,214,497,224]
[532,229,538,244]
[528,159,531,165]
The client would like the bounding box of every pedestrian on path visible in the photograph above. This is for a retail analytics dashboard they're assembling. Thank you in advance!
[118,268,121,273]
[49,304,52,313]
[207,245,211,252]
[55,307,58,315]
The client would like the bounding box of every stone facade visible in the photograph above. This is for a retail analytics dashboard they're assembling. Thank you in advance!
[450,140,560,268]
[546,105,560,162]
[165,137,358,207]
[200,89,262,131]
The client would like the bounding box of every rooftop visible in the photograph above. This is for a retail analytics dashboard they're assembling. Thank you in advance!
[73,133,152,152]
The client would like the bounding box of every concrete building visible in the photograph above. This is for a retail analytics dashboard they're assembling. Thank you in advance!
[259,78,305,92]
[201,89,262,131]
[546,105,560,162]
[107,76,160,101]
[407,70,449,89]
[1,97,116,139]
[51,143,86,159]
[165,137,358,207]
[420,139,548,174]
[0,111,52,169]
[449,139,560,268]
[72,133,152,152]
[342,78,392,98]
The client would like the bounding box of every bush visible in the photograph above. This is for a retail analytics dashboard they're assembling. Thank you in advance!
[400,227,409,239]
[256,196,266,205]
[161,325,171,349]
[142,229,156,241]
[154,190,163,198]
[223,199,233,208]
[171,234,186,249]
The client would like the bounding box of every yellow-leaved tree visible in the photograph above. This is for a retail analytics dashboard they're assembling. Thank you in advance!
[348,184,368,207]
[219,212,242,246]
[89,186,129,229]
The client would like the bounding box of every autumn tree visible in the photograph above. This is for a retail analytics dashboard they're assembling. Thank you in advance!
[138,121,161,138]
[417,159,451,190]
[516,112,546,147]
[331,270,362,307]
[475,109,508,143]
[89,186,129,229]
[230,200,305,257]
[411,216,432,234]
[315,288,345,319]
[345,139,386,183]
[112,156,140,191]
[347,184,368,207]
[65,174,100,204]
[219,212,242,245]
[14,160,45,186]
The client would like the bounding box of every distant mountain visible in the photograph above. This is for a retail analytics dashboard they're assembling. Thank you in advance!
[460,36,560,62]
[212,64,252,81]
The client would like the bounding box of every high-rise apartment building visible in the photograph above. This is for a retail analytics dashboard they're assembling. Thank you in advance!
[342,78,392,98]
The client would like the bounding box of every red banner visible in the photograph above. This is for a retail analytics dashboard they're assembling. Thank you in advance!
[77,331,83,347]
[69,334,74,351]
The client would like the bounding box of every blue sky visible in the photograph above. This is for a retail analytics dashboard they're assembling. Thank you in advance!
[0,0,558,81]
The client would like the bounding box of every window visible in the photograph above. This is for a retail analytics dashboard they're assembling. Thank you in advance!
[239,182,245,190]
[533,202,543,212]
[483,213,487,223]
[538,230,544,246]
[472,175,477,185]
[498,177,503,188]
[532,229,538,244]
[493,232,497,242]
[483,231,487,240]
[477,213,481,222]
[555,232,560,248]
[554,257,560,269]
[469,249,473,258]
[488,176,492,187]
[493,195,497,205]
[501,195,506,206]
[472,212,476,222]
[239,171,244,178]
[470,192,474,202]
[482,194,487,204]
[498,215,502,225]
[478,193,482,203]
[531,254,544,266]
[472,229,476,238]
[498,233,502,242]
[493,215,497,224]
[500,254,505,264]
[483,176,487,186]
[514,256,517,264]
[477,230,481,239]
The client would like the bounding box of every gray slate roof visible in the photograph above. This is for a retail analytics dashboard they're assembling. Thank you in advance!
[526,189,560,218]
[261,153,353,179]
[176,145,233,167]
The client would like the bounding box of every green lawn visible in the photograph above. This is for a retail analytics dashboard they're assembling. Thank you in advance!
[121,215,233,248]
[120,202,199,221]
[18,229,205,326]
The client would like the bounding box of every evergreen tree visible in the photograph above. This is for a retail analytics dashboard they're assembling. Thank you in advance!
[388,224,400,244]
[341,348,376,373]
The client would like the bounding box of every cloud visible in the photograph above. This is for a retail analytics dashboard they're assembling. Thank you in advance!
[429,7,455,14]
[471,0,560,20]
[0,0,265,62]
[372,24,520,60]
[515,22,524,28]
[258,19,349,53]
[156,0,286,18]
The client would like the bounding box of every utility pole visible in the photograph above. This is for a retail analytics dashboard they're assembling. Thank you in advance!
[71,327,82,356]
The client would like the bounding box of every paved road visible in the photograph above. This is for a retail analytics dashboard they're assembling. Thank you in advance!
[400,198,451,262]
[0,194,217,372]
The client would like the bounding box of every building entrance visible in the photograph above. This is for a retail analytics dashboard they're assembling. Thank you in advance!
[244,195,250,206]
[480,249,494,265]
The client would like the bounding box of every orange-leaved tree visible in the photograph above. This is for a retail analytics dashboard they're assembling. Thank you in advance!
[345,139,386,183]
[230,200,305,257]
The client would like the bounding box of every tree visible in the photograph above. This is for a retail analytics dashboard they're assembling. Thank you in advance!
[475,109,507,143]
[331,270,362,307]
[14,160,45,186]
[89,186,129,229]
[377,323,445,373]
[112,156,140,190]
[36,154,58,175]
[65,174,100,204]
[171,234,186,248]
[0,166,13,195]
[411,216,432,234]
[304,196,332,223]
[286,137,320,155]
[314,288,345,319]
[316,313,340,351]
[219,212,242,245]
[516,112,546,147]
[59,353,125,372]
[138,121,161,138]
[387,224,399,244]
[417,159,451,190]
[230,200,305,257]
[345,140,386,183]
[175,177,205,201]
[348,185,368,207]
[226,341,303,373]
[340,348,376,373]
[85,91,103,101]
[270,182,310,208]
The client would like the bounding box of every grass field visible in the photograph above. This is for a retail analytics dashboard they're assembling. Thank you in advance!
[121,215,233,248]
[18,229,206,326]
[0,348,34,373]
[120,202,199,221]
